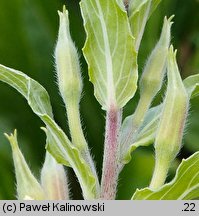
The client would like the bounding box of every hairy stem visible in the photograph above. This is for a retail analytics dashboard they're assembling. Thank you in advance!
[66,98,100,198]
[150,155,171,190]
[120,93,152,163]
[66,98,87,150]
[101,107,122,200]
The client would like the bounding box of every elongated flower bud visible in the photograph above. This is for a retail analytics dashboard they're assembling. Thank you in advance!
[54,6,99,193]
[41,152,69,200]
[55,6,87,152]
[130,16,173,130]
[55,6,82,102]
[139,16,173,97]
[5,130,45,200]
[150,46,189,190]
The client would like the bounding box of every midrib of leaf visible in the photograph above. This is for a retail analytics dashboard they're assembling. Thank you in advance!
[0,68,28,97]
[83,2,107,102]
[133,152,199,200]
[81,0,138,110]
[0,64,98,199]
[178,183,199,200]
[95,0,116,107]
[158,158,199,200]
[133,0,151,51]
[137,1,151,47]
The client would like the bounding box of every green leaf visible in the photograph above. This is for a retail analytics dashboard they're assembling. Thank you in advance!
[120,105,161,164]
[0,64,98,199]
[0,64,53,118]
[132,151,199,200]
[41,115,97,199]
[0,64,68,166]
[5,130,45,200]
[128,0,161,50]
[133,105,162,146]
[183,74,199,99]
[80,0,138,110]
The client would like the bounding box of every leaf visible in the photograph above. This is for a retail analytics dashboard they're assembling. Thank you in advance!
[0,64,53,118]
[0,64,68,166]
[183,74,199,99]
[128,0,161,50]
[5,130,45,200]
[132,151,199,200]
[120,105,161,164]
[0,64,98,199]
[80,0,138,110]
[41,115,97,199]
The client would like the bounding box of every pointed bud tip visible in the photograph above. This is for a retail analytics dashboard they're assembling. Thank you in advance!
[62,5,67,12]
[167,15,175,22]
[169,45,177,58]
[57,5,68,17]
[164,15,174,27]
[4,129,18,149]
[40,127,47,134]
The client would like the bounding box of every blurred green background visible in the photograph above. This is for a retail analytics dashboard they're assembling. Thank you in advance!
[0,0,199,200]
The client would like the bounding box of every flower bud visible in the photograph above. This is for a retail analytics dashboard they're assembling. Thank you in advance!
[150,46,189,189]
[55,6,82,102]
[5,130,45,200]
[41,152,69,200]
[129,16,173,130]
[139,16,173,97]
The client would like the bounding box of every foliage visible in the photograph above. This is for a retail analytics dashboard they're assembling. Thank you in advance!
[0,0,199,200]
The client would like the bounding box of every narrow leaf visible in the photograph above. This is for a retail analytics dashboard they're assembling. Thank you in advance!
[0,64,72,191]
[132,152,199,200]
[80,0,138,110]
[41,115,97,199]
[0,64,98,199]
[0,64,53,117]
[120,105,161,164]
[183,74,199,99]
[128,0,161,50]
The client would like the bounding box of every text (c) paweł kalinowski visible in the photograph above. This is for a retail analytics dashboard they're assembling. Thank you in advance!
[19,202,105,212]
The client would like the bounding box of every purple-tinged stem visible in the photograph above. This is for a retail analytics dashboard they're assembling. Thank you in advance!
[100,107,122,200]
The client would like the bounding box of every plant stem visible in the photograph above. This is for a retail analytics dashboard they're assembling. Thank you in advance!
[66,98,87,151]
[101,107,122,200]
[66,97,100,198]
[133,92,152,129]
[120,92,152,160]
[150,155,171,190]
